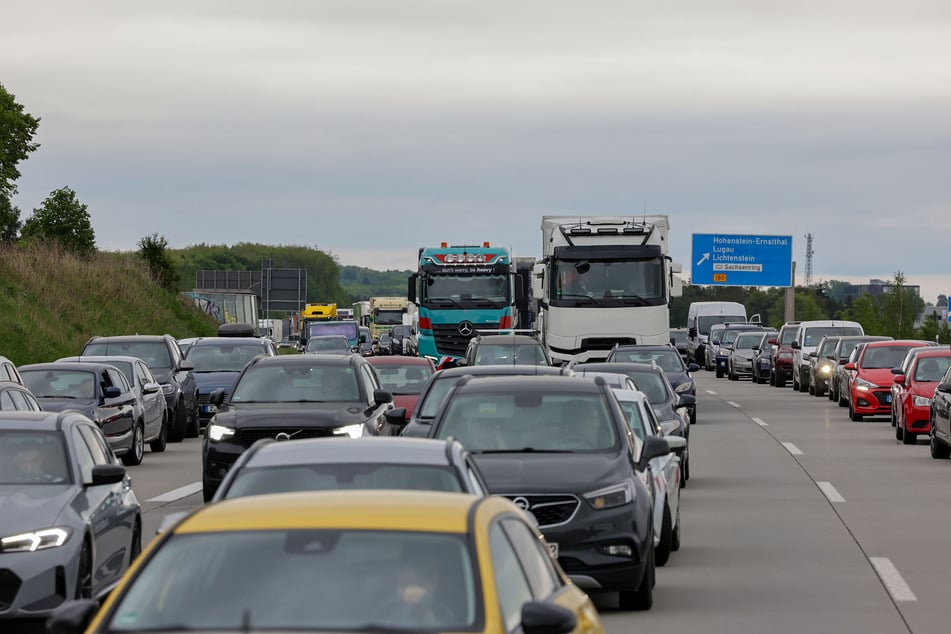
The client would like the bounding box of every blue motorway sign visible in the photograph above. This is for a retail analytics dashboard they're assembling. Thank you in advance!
[691,234,793,287]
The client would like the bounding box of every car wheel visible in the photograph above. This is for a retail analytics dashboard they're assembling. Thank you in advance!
[150,411,168,453]
[828,384,836,401]
[130,520,142,565]
[655,504,673,567]
[728,366,738,381]
[815,382,825,397]
[185,393,201,438]
[931,429,951,459]
[76,539,93,599]
[689,407,696,425]
[849,404,863,422]
[167,404,185,443]
[715,367,723,378]
[895,422,904,441]
[902,429,917,445]
[619,542,654,611]
[671,506,681,552]
[808,380,815,395]
[122,422,145,466]
[838,390,848,408]
[776,375,785,388]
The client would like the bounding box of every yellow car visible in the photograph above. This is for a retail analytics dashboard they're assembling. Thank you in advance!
[48,491,605,634]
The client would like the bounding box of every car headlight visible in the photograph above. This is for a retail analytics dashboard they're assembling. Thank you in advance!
[674,380,694,394]
[819,365,833,376]
[913,395,933,407]
[335,423,366,438]
[584,480,635,510]
[855,378,878,391]
[1,527,71,552]
[659,420,683,436]
[161,383,176,396]
[207,424,236,442]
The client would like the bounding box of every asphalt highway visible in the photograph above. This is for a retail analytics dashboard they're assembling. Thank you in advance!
[132,370,950,633]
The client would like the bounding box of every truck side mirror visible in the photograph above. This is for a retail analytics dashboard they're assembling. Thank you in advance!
[407,274,418,304]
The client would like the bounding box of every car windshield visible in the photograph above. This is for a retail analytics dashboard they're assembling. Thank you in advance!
[616,400,648,441]
[839,341,861,360]
[373,364,434,395]
[83,342,172,371]
[306,338,351,354]
[187,344,268,372]
[437,392,618,452]
[802,327,862,348]
[225,463,463,498]
[709,325,726,342]
[105,530,477,632]
[698,315,746,334]
[474,344,548,366]
[307,322,358,341]
[611,349,685,371]
[21,370,96,400]
[621,371,669,405]
[915,357,951,382]
[780,327,800,345]
[861,345,922,370]
[670,330,688,344]
[0,430,71,485]
[818,338,839,357]
[734,333,763,350]
[230,365,361,403]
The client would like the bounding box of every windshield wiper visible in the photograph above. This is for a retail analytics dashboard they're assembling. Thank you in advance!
[477,448,574,454]
[616,294,650,306]
[558,293,603,307]
[427,297,466,309]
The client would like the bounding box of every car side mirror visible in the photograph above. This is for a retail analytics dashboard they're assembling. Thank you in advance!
[688,327,697,338]
[664,435,687,455]
[675,393,696,408]
[938,382,951,394]
[103,386,122,399]
[209,388,225,406]
[373,389,393,404]
[385,408,408,428]
[179,360,195,372]
[893,374,906,386]
[844,362,856,371]
[890,367,903,375]
[638,435,672,471]
[790,341,801,349]
[142,381,161,394]
[91,463,126,486]
[687,363,700,372]
[521,601,577,634]
[46,599,100,634]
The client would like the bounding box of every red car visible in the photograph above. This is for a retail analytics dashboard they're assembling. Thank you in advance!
[846,340,935,421]
[892,349,951,444]
[366,356,436,432]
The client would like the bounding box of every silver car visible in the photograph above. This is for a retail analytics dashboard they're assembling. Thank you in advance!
[612,388,687,567]
[0,410,141,621]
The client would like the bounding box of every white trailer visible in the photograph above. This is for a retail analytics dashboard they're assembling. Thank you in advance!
[534,215,683,364]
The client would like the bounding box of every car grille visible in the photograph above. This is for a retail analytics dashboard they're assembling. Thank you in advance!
[556,557,587,574]
[874,391,891,407]
[238,427,336,448]
[433,322,499,357]
[0,569,21,611]
[502,494,579,527]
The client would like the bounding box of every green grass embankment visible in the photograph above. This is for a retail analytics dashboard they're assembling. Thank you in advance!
[0,244,218,366]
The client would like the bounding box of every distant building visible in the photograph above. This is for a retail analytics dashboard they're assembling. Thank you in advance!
[915,298,949,329]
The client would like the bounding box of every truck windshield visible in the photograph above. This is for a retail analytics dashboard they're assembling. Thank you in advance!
[423,274,508,305]
[373,310,405,326]
[552,258,664,305]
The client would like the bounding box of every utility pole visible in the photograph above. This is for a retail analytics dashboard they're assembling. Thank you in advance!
[785,261,796,322]
[804,233,814,287]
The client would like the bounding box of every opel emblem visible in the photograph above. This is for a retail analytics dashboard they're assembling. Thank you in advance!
[275,432,291,441]
[512,496,531,511]
[458,321,474,336]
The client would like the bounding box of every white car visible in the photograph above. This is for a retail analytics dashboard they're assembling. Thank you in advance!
[612,388,687,567]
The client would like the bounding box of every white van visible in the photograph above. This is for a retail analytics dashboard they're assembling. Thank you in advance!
[790,319,864,392]
[686,301,748,368]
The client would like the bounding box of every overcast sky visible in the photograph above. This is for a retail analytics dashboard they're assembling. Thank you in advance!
[3,1,950,302]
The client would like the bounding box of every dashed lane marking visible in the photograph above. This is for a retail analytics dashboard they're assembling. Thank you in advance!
[817,481,846,503]
[752,417,768,427]
[147,482,203,503]
[781,442,804,456]
[870,557,917,602]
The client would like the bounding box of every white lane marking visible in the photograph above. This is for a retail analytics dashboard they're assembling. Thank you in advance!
[705,390,718,395]
[870,557,917,602]
[727,401,741,408]
[752,417,768,427]
[782,442,803,456]
[148,482,203,502]
[817,481,846,503]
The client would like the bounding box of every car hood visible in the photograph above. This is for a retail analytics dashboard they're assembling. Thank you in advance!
[910,381,940,398]
[733,350,756,360]
[151,369,174,384]
[193,371,240,394]
[213,403,369,429]
[857,368,898,385]
[36,398,97,418]
[472,452,630,494]
[0,485,74,533]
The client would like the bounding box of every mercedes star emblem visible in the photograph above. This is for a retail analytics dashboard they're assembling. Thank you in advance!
[458,321,474,336]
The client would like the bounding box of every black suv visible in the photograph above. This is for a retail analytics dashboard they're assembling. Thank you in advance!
[389,325,417,356]
[606,344,699,424]
[82,334,198,442]
[462,333,551,366]
[201,354,393,500]
[424,374,673,610]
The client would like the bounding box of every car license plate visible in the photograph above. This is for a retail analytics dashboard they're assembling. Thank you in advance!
[547,542,559,558]
[201,405,215,414]
[885,394,892,404]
